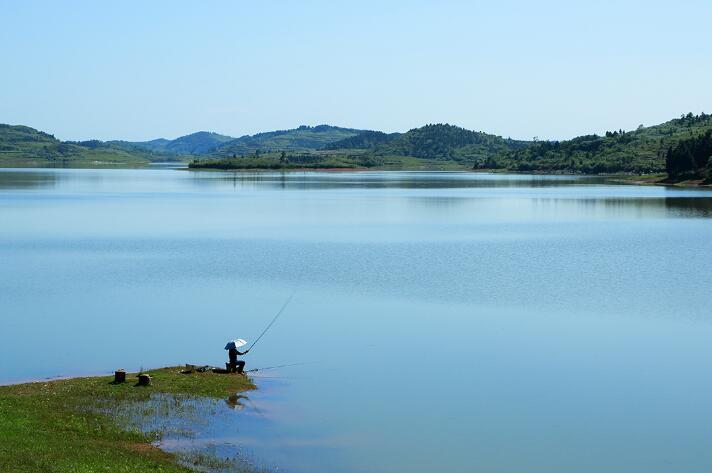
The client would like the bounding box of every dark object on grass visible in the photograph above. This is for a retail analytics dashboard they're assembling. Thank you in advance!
[113,370,126,384]
[180,364,212,374]
[137,374,151,386]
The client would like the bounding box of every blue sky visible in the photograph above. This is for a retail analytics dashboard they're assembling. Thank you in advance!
[2,0,711,141]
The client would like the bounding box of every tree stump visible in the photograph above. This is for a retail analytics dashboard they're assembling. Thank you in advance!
[137,374,151,386]
[114,369,126,384]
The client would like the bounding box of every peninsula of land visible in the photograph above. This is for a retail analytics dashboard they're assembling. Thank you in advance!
[0,367,257,473]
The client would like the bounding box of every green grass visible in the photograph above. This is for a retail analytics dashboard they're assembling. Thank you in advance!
[0,123,188,167]
[373,154,468,170]
[0,147,166,168]
[0,367,255,473]
[176,449,264,473]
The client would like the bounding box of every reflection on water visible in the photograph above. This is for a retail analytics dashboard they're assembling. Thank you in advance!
[225,393,250,410]
[528,196,712,218]
[664,196,712,217]
[113,388,277,472]
[0,170,59,189]
[1,169,710,219]
[116,379,306,473]
[2,169,712,473]
[189,170,608,190]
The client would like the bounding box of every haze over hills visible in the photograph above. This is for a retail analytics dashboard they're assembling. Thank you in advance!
[214,125,365,155]
[323,130,402,150]
[108,125,366,157]
[112,131,234,155]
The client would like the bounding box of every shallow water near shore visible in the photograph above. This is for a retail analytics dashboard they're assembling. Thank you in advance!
[2,168,712,472]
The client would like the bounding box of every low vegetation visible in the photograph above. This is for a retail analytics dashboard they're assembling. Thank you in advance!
[190,150,370,170]
[189,148,468,171]
[0,367,254,472]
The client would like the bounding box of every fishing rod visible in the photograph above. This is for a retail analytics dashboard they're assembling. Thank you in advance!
[182,361,310,375]
[247,290,296,352]
[244,361,314,373]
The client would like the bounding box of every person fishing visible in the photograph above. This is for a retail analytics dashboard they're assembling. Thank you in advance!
[224,292,295,375]
[225,339,249,374]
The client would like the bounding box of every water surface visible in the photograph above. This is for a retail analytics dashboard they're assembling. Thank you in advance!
[2,168,712,472]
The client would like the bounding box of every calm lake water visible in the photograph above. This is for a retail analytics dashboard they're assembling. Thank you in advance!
[2,168,712,472]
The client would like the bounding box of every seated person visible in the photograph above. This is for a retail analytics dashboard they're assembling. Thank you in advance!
[228,347,248,373]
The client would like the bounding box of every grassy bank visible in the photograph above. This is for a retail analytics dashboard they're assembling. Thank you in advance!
[612,173,712,188]
[0,367,255,472]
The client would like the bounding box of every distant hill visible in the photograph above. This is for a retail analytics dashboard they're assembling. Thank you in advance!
[112,131,234,155]
[166,131,234,154]
[214,125,364,156]
[371,124,529,162]
[0,124,58,153]
[193,124,530,171]
[325,130,401,150]
[0,124,160,165]
[109,138,170,153]
[492,113,712,173]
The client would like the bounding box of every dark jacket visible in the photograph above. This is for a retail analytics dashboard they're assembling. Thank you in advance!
[228,348,246,363]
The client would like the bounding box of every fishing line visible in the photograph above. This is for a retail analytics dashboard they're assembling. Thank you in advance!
[249,375,308,380]
[247,290,296,351]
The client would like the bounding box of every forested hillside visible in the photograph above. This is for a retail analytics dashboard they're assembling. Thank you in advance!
[489,113,712,173]
[361,124,527,163]
[665,129,712,182]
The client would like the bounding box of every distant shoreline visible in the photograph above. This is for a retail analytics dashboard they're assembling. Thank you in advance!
[2,164,711,188]
[610,174,712,189]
